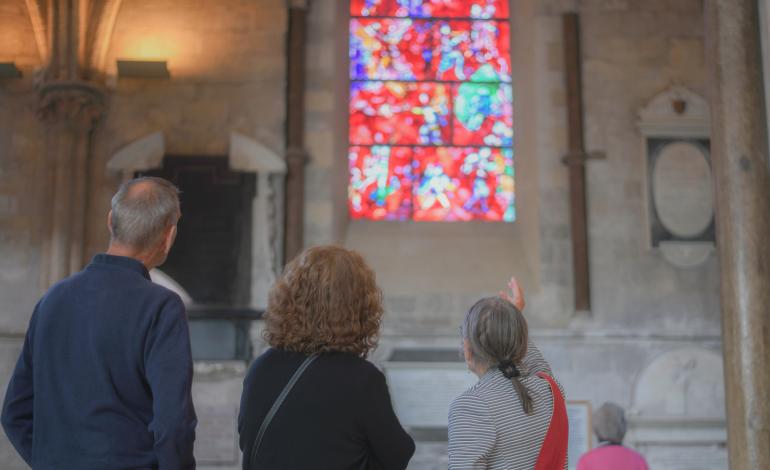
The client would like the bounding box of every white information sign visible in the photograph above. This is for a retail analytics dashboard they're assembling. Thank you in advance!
[567,401,592,470]
[385,363,477,428]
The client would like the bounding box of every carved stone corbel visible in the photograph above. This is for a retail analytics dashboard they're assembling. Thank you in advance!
[37,80,106,128]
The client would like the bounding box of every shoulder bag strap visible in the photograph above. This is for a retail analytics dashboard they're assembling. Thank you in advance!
[534,372,569,470]
[249,353,319,468]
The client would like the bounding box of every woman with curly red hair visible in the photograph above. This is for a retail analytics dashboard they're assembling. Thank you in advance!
[238,245,415,470]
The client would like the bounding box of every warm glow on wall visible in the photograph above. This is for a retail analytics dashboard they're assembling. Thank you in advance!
[108,29,209,78]
[106,5,258,79]
[121,35,178,61]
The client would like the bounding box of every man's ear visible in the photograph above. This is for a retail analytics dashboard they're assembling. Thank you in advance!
[107,211,114,236]
[164,225,177,253]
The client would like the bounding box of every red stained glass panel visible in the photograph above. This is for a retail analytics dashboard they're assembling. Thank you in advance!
[412,147,514,221]
[349,18,434,81]
[452,82,513,146]
[348,1,515,222]
[411,147,464,221]
[351,0,510,19]
[350,0,389,16]
[349,146,414,220]
[349,81,452,145]
[432,20,510,82]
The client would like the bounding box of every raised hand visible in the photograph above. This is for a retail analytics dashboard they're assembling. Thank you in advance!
[499,277,525,312]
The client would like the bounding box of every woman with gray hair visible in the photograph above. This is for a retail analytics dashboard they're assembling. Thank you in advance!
[576,402,649,470]
[448,278,568,469]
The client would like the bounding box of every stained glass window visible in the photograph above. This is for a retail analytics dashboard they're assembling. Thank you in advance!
[349,0,514,222]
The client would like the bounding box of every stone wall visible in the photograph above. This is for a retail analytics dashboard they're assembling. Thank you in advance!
[576,0,719,332]
[0,0,46,334]
[0,3,47,467]
[303,0,725,468]
[304,0,719,333]
[86,0,287,256]
[0,0,726,469]
[0,1,287,468]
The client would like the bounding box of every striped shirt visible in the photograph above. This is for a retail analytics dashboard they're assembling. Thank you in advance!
[448,341,567,470]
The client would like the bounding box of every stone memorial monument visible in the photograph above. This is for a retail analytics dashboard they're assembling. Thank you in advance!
[637,87,715,269]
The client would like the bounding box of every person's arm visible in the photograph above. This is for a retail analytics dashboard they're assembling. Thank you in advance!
[1,304,39,466]
[448,392,496,470]
[144,294,197,470]
[360,368,415,470]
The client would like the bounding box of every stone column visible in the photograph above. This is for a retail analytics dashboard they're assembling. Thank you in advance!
[38,81,105,286]
[29,0,108,287]
[705,1,770,468]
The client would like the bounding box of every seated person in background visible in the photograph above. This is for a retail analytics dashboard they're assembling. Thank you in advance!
[577,402,649,470]
[238,245,415,470]
[448,278,569,470]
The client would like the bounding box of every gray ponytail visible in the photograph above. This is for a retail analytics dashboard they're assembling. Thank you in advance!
[462,297,534,415]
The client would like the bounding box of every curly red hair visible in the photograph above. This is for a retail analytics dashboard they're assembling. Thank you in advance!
[264,245,383,357]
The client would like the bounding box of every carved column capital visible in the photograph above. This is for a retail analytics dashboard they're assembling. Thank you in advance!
[37,80,106,130]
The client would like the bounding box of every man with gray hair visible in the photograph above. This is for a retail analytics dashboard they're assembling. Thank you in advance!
[1,177,197,469]
[576,402,648,470]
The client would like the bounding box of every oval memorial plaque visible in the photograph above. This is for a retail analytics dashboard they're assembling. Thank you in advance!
[652,142,714,238]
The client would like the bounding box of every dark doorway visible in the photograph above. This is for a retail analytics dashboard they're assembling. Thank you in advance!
[139,156,256,306]
[138,156,258,361]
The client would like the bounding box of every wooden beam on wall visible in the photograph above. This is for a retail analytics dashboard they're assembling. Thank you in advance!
[562,13,591,312]
[284,4,308,264]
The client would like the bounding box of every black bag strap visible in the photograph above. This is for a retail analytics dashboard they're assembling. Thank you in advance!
[249,353,319,468]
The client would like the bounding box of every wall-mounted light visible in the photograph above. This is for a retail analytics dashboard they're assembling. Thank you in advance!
[117,60,170,79]
[0,63,22,79]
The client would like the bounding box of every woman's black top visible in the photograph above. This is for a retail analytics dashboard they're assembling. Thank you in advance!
[238,348,415,470]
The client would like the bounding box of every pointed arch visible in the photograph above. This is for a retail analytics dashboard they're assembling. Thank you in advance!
[23,0,48,63]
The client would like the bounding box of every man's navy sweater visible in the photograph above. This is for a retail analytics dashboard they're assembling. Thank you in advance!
[1,254,197,469]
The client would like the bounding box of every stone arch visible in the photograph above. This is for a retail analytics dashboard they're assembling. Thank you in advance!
[106,131,165,181]
[22,0,47,63]
[89,0,126,76]
[20,0,126,76]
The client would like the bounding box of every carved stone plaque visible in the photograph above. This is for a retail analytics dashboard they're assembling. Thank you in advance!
[645,138,715,268]
[642,445,727,470]
[652,142,714,238]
